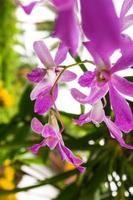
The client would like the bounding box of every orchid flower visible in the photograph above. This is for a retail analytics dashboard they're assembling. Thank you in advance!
[72,0,133,133]
[16,0,79,59]
[75,101,133,150]
[27,40,77,115]
[52,0,79,60]
[30,114,85,173]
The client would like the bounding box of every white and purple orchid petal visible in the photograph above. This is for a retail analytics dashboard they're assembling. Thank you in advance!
[42,124,57,138]
[31,117,43,134]
[90,101,105,124]
[104,117,133,149]
[52,7,79,57]
[34,85,58,115]
[30,140,46,154]
[45,137,58,149]
[71,88,88,104]
[52,0,75,11]
[112,75,133,97]
[27,68,46,83]
[111,41,133,73]
[57,143,85,173]
[86,85,108,104]
[78,71,96,87]
[54,43,68,65]
[121,14,133,31]
[80,0,121,59]
[33,41,55,68]
[74,112,91,126]
[120,0,133,19]
[109,84,133,133]
[30,81,51,101]
[16,0,45,14]
[120,34,132,55]
[60,70,77,82]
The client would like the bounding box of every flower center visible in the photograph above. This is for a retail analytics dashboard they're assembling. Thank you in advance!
[97,69,110,84]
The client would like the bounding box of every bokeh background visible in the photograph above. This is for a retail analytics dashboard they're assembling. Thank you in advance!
[0,0,133,199]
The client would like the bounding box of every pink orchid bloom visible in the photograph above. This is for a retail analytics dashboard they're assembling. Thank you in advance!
[30,115,85,173]
[72,0,133,133]
[27,40,76,115]
[75,101,133,150]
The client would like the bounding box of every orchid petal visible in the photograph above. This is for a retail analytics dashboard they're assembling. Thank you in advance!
[16,0,45,14]
[31,117,43,134]
[112,75,133,97]
[78,71,96,87]
[121,14,133,31]
[27,68,46,83]
[34,85,58,115]
[109,84,133,132]
[45,137,58,149]
[30,140,46,154]
[111,41,133,73]
[52,7,79,57]
[33,41,55,68]
[30,81,51,101]
[120,0,133,19]
[54,43,68,65]
[42,124,57,137]
[80,0,121,58]
[71,88,88,104]
[104,117,133,149]
[74,112,91,126]
[52,0,75,11]
[57,143,85,173]
[60,70,77,82]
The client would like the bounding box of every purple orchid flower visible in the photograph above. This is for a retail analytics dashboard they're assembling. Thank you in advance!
[16,0,79,60]
[75,101,133,150]
[27,40,77,115]
[72,0,133,133]
[30,115,85,173]
[52,0,79,60]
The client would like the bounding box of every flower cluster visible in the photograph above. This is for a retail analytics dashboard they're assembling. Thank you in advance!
[17,0,133,172]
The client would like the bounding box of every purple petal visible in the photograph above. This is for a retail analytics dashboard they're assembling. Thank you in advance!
[85,85,108,104]
[31,117,43,134]
[104,117,133,149]
[111,40,133,73]
[120,0,133,19]
[75,112,91,126]
[109,84,133,132]
[112,75,133,97]
[80,0,121,58]
[52,7,79,57]
[78,71,96,87]
[121,14,133,31]
[84,41,110,68]
[42,124,57,137]
[45,137,58,149]
[54,43,68,65]
[34,85,58,115]
[60,70,77,82]
[57,143,85,173]
[71,88,88,104]
[27,68,46,83]
[30,81,51,101]
[33,41,55,68]
[16,0,45,14]
[52,0,75,11]
[30,140,46,154]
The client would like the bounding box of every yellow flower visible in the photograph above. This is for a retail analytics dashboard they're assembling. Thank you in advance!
[0,194,17,200]
[0,83,13,108]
